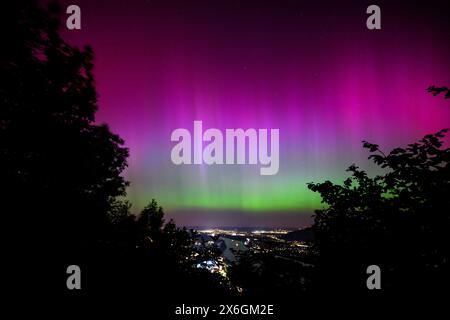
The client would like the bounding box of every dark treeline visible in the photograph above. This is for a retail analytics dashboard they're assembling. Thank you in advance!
[1,0,449,309]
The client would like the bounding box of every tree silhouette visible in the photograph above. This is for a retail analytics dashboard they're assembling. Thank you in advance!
[97,199,233,299]
[1,1,128,291]
[307,90,450,294]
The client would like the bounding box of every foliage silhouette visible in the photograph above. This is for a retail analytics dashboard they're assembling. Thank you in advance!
[99,199,233,299]
[1,1,131,292]
[307,91,450,294]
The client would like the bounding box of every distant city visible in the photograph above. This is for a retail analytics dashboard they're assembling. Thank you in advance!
[189,226,314,278]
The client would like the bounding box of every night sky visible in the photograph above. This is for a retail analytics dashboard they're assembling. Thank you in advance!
[59,0,450,227]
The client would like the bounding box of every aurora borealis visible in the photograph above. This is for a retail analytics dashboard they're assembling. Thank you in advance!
[60,0,450,227]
